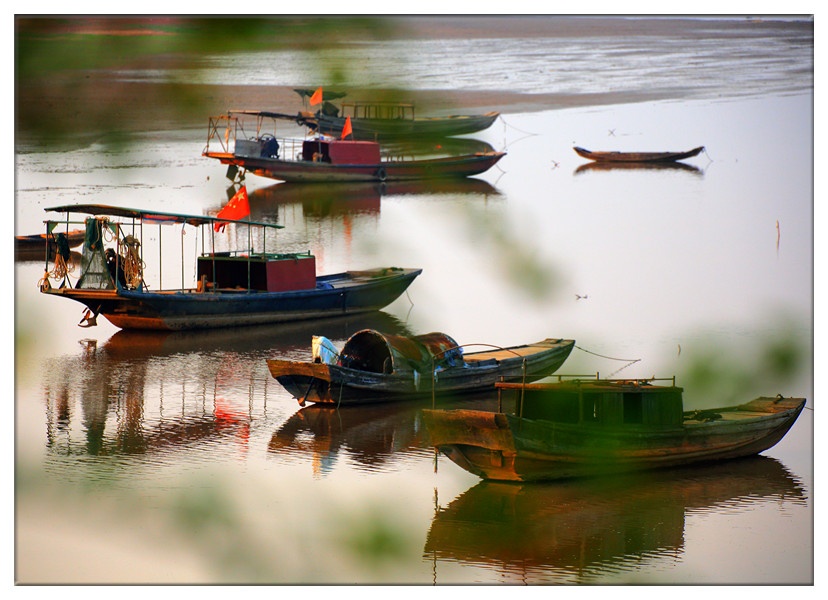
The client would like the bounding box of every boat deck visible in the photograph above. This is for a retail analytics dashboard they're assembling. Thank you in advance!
[463,340,563,363]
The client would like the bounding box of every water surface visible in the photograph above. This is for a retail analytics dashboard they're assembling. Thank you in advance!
[14,19,813,585]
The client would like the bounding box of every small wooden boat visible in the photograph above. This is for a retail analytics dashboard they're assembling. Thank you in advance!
[422,376,806,482]
[291,90,500,140]
[573,146,705,163]
[300,106,501,141]
[267,331,575,406]
[38,204,421,331]
[203,111,505,183]
[15,228,85,261]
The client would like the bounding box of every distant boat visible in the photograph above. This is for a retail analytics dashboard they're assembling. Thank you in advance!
[38,204,421,331]
[291,90,500,140]
[267,330,575,406]
[15,228,85,262]
[203,111,505,183]
[573,146,705,163]
[300,106,501,140]
[422,376,806,482]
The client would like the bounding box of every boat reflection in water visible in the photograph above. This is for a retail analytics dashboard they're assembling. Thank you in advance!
[574,161,703,176]
[268,393,504,477]
[247,176,502,219]
[246,178,502,266]
[41,312,412,458]
[424,456,806,583]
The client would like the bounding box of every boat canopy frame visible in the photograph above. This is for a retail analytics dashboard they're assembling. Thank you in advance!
[42,204,288,295]
[340,101,416,121]
[204,111,308,156]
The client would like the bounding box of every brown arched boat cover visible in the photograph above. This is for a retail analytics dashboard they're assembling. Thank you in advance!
[338,329,462,375]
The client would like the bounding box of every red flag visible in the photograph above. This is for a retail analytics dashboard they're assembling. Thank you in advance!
[341,115,353,140]
[214,186,250,232]
[309,87,323,106]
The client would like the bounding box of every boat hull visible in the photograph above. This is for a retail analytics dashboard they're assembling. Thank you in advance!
[204,151,505,183]
[573,146,704,163]
[422,396,806,482]
[42,267,421,331]
[307,112,500,140]
[267,339,575,405]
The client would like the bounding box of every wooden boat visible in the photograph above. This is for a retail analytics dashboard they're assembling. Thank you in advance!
[38,204,421,331]
[15,228,85,261]
[300,105,501,140]
[422,376,806,482]
[573,146,705,163]
[267,331,575,406]
[202,111,505,183]
[291,90,500,140]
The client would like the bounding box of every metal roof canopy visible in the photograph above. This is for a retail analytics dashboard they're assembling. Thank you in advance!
[45,204,283,230]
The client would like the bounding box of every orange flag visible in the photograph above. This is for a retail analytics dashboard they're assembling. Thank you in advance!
[214,186,250,232]
[341,115,353,140]
[309,87,323,106]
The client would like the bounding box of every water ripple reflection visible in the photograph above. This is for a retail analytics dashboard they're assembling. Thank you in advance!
[424,456,806,584]
[39,312,414,474]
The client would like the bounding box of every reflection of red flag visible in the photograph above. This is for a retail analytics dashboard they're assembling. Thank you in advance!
[341,116,353,140]
[309,87,323,106]
[214,186,250,232]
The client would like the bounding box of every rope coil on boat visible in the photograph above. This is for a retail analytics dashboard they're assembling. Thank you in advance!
[119,235,145,289]
[40,234,75,289]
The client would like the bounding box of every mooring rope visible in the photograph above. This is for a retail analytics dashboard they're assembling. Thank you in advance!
[574,345,640,363]
[499,114,538,138]
[574,344,642,378]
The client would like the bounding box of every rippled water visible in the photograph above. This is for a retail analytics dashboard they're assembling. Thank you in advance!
[122,17,814,102]
[15,18,813,585]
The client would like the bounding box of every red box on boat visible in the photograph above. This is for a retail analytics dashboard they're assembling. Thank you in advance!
[327,141,381,164]
[264,254,316,292]
[197,253,316,292]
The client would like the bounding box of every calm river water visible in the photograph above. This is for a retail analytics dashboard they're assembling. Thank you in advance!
[14,17,813,585]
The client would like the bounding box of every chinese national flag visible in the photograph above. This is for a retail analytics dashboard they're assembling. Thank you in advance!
[341,115,353,140]
[214,186,250,232]
[309,87,323,106]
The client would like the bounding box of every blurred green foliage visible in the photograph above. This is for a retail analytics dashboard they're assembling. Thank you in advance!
[678,315,809,408]
[464,204,561,299]
[16,17,393,76]
[335,505,411,566]
[15,16,400,148]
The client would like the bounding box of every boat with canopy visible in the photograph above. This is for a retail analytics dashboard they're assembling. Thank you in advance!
[38,203,421,330]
